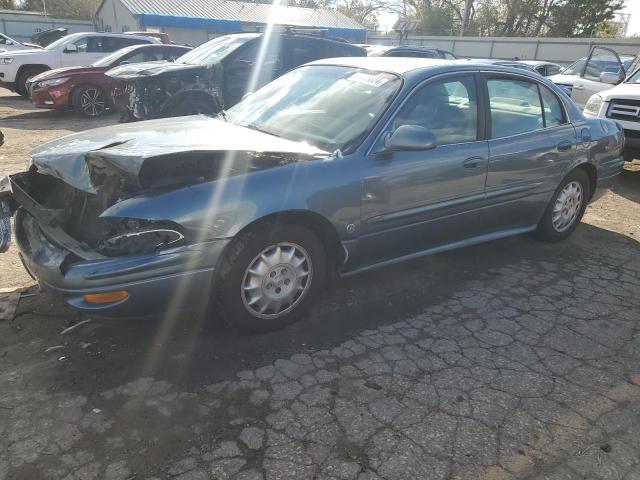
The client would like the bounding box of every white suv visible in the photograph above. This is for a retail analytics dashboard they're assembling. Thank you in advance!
[0,32,159,96]
[583,68,640,162]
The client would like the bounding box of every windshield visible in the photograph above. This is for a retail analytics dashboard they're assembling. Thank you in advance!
[628,68,640,83]
[93,45,138,67]
[45,35,77,50]
[562,59,584,75]
[178,34,257,65]
[226,65,402,152]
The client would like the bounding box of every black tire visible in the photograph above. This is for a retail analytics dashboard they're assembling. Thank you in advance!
[17,67,47,97]
[215,223,327,332]
[71,85,108,118]
[534,169,591,242]
[171,96,220,117]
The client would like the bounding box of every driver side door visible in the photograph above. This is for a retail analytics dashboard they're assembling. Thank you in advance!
[356,74,489,267]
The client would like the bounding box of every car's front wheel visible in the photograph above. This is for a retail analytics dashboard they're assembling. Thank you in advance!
[535,169,590,242]
[215,223,327,332]
[72,85,108,118]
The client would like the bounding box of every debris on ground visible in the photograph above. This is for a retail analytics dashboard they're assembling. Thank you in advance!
[0,287,25,321]
[60,318,93,335]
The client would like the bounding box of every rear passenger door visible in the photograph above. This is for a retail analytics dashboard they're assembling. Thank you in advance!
[483,75,577,230]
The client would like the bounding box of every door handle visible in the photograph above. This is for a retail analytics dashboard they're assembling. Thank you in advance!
[463,157,484,168]
[573,85,585,90]
[556,141,573,152]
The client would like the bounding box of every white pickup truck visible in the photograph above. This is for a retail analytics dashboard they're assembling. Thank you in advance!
[0,32,159,96]
[583,67,640,162]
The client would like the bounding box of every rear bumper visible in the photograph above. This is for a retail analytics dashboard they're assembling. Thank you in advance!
[592,155,624,202]
[15,209,229,317]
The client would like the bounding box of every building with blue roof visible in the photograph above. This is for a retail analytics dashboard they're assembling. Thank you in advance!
[95,0,366,46]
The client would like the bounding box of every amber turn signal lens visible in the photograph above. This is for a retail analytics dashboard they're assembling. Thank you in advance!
[83,291,129,304]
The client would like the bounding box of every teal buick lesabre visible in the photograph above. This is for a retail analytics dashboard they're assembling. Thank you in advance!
[0,57,625,331]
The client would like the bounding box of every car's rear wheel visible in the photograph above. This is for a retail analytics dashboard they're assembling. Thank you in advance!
[535,169,590,242]
[17,67,47,97]
[72,85,108,118]
[215,223,327,332]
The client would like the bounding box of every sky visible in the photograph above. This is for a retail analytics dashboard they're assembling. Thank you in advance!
[619,0,640,36]
[376,1,640,37]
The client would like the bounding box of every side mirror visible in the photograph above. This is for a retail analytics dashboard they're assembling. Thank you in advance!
[385,125,437,151]
[64,44,78,54]
[600,71,624,84]
[6,40,13,46]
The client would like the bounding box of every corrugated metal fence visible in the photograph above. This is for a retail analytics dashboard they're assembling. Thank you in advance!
[367,35,640,64]
[0,10,94,42]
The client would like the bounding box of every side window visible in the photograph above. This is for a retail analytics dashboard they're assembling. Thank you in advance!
[487,78,544,138]
[143,49,164,62]
[286,39,325,69]
[120,50,149,64]
[540,85,565,127]
[393,76,478,146]
[86,37,107,53]
[72,37,89,53]
[165,48,187,61]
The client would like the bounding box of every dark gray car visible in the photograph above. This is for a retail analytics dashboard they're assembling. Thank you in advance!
[0,58,625,331]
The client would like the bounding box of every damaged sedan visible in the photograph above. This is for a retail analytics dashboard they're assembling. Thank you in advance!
[0,58,625,331]
[107,31,366,121]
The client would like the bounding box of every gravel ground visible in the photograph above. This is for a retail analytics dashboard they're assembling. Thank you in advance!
[1,88,640,480]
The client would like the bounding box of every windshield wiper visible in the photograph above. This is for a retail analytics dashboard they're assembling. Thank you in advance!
[245,124,280,138]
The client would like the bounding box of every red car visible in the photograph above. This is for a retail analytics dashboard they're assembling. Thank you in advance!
[28,44,191,117]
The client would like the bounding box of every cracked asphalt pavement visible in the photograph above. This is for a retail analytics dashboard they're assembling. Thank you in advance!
[2,89,640,480]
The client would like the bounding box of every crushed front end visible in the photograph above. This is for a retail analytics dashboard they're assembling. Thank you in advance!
[0,168,226,317]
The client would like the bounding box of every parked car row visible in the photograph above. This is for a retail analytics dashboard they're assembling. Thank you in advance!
[1,29,637,163]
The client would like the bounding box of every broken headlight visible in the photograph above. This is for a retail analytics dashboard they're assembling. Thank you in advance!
[98,219,185,257]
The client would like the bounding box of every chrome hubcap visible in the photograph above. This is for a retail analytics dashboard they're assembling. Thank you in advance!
[81,88,106,116]
[241,243,312,319]
[552,181,583,232]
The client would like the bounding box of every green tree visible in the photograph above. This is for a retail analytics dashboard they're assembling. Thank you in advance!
[0,0,16,8]
[21,0,99,19]
[546,0,624,37]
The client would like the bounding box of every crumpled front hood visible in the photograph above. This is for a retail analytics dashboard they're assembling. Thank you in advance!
[30,115,329,193]
[106,61,206,80]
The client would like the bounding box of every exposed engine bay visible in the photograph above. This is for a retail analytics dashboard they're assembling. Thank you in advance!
[110,64,224,121]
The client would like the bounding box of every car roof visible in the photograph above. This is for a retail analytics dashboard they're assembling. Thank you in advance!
[517,60,559,66]
[308,56,539,75]
[308,56,453,74]
[62,32,159,41]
